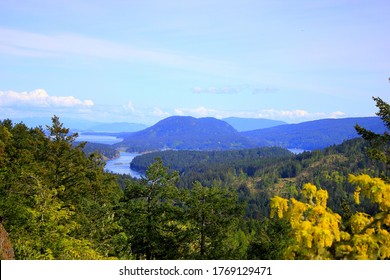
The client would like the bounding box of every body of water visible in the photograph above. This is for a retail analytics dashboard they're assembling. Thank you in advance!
[105,151,143,178]
[76,134,142,178]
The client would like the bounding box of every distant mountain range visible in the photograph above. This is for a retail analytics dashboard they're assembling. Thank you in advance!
[242,117,385,150]
[222,117,286,131]
[5,117,147,132]
[6,115,386,152]
[117,116,386,152]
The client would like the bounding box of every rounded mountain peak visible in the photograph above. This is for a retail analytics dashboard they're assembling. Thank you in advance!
[121,116,252,152]
[152,116,237,134]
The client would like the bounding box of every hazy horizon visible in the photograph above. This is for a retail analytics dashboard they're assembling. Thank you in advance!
[1,1,389,125]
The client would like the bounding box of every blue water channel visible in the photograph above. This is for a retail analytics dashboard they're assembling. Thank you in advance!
[77,134,143,178]
[105,151,143,178]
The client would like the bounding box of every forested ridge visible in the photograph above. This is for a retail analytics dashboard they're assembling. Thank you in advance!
[0,97,389,260]
[115,115,385,152]
[130,147,293,174]
[242,116,385,150]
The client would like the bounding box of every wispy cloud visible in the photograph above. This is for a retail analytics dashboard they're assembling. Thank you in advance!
[192,84,279,95]
[0,89,94,108]
[173,106,346,123]
[252,87,279,94]
[151,107,171,118]
[174,107,220,118]
[0,27,232,72]
[0,89,348,124]
[0,27,174,61]
[122,101,136,113]
[192,86,240,94]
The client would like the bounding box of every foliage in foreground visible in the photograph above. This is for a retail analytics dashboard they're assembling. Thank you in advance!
[270,96,390,259]
[271,176,390,259]
[0,96,388,260]
[0,116,122,259]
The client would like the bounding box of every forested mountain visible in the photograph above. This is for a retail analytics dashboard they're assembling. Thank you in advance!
[119,116,256,152]
[223,117,286,131]
[242,117,386,150]
[116,116,385,152]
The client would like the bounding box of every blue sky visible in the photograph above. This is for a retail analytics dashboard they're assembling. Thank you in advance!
[0,0,389,125]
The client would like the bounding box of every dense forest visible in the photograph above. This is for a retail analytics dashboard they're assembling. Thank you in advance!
[76,141,119,160]
[130,147,294,175]
[0,97,389,260]
[131,137,386,217]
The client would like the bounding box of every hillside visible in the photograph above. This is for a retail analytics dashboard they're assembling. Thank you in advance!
[223,117,286,131]
[118,116,256,152]
[242,117,386,150]
[116,116,386,152]
[131,146,293,174]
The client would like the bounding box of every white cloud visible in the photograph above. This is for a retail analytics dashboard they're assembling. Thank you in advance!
[123,101,136,112]
[329,111,346,118]
[244,109,346,122]
[0,89,94,108]
[152,107,170,118]
[259,109,311,119]
[0,89,347,125]
[173,106,347,123]
[174,106,220,118]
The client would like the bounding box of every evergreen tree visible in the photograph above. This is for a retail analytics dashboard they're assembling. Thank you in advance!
[183,181,244,259]
[119,158,184,259]
[355,96,390,180]
[0,117,123,259]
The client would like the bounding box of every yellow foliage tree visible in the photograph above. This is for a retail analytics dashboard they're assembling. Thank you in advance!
[270,176,390,260]
[271,183,343,259]
[336,174,390,259]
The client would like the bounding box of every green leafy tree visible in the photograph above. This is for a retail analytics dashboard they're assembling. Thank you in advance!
[11,174,103,259]
[0,117,123,259]
[120,158,183,259]
[355,96,390,180]
[183,181,244,259]
[44,116,123,258]
[246,217,292,260]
